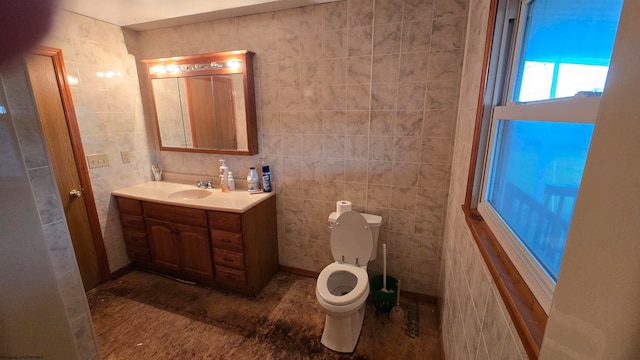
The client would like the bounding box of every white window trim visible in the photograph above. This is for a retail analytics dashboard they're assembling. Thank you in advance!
[493,97,600,124]
[479,97,599,314]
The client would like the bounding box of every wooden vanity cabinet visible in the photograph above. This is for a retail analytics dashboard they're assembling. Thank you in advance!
[116,197,151,265]
[142,202,214,284]
[208,196,278,296]
[115,194,278,296]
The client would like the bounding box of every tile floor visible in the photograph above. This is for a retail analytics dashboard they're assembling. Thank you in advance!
[87,270,441,359]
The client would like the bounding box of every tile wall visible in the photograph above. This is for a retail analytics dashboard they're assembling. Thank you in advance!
[41,11,155,271]
[3,62,99,358]
[133,0,468,295]
[438,0,529,358]
[1,10,154,358]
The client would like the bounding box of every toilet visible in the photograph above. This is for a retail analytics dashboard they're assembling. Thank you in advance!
[315,210,382,353]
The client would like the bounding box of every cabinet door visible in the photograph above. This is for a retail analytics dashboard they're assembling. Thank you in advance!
[146,219,180,271]
[177,224,214,279]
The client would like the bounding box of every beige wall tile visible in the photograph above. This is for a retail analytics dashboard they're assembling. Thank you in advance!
[403,0,435,22]
[374,0,404,25]
[64,0,470,299]
[373,23,402,55]
[348,26,373,56]
[402,20,433,52]
[372,53,400,83]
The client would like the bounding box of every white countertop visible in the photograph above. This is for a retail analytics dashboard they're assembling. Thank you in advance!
[111,181,275,213]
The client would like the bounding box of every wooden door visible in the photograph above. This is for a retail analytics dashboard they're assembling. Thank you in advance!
[185,77,217,148]
[146,219,181,272]
[25,48,109,290]
[211,77,237,150]
[184,76,237,149]
[178,223,213,280]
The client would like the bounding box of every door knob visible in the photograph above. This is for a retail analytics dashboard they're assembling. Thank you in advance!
[69,189,83,198]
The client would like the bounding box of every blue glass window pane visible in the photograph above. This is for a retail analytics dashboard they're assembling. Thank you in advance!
[514,0,623,102]
[486,120,594,280]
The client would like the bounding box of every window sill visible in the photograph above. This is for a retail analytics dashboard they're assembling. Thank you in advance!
[462,206,547,359]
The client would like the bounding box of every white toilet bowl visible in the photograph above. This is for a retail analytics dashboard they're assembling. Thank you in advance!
[316,262,369,353]
[315,210,382,353]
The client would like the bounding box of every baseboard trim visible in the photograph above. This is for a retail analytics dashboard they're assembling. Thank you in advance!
[279,265,438,304]
[402,290,438,304]
[279,265,319,278]
[110,262,135,280]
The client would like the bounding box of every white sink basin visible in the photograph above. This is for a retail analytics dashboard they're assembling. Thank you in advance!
[167,188,212,200]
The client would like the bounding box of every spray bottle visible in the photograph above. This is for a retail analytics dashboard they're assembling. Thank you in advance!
[261,165,272,192]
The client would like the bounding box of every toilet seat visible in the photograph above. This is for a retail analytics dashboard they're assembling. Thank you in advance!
[316,262,369,307]
[330,211,373,266]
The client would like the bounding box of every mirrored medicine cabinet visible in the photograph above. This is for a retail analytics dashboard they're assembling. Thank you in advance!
[143,50,258,155]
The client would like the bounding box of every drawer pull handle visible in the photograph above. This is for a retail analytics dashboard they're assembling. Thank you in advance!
[223,257,234,262]
[225,274,235,279]
[221,239,231,243]
[128,221,137,226]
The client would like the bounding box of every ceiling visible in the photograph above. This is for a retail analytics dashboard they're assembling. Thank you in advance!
[59,0,336,31]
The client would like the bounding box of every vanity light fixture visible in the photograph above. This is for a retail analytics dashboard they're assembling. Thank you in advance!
[150,65,168,75]
[96,70,122,78]
[226,59,241,69]
[166,64,181,73]
[149,60,242,75]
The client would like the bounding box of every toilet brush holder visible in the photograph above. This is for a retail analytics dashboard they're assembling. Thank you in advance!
[370,275,398,312]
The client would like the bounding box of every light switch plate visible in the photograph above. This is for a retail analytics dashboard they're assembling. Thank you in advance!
[121,151,131,164]
[87,153,109,168]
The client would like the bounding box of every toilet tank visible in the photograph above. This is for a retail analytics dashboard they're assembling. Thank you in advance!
[328,211,382,261]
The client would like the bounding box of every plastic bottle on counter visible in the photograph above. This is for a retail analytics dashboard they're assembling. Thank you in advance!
[228,171,236,191]
[247,167,260,193]
[219,159,229,192]
[261,165,272,192]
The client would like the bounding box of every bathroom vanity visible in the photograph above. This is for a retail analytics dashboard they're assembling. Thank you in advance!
[112,181,278,296]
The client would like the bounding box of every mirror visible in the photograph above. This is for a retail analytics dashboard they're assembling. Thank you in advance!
[144,50,257,155]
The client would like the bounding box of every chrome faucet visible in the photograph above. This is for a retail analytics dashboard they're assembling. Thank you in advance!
[197,180,213,189]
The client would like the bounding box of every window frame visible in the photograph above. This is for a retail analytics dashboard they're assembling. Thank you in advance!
[478,97,599,313]
[463,0,546,357]
[465,0,618,357]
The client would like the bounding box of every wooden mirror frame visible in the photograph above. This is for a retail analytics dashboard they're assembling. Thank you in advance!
[143,50,258,155]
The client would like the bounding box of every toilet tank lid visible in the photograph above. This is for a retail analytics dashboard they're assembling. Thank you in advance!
[328,211,382,227]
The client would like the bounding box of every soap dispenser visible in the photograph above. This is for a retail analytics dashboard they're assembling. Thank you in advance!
[219,159,229,192]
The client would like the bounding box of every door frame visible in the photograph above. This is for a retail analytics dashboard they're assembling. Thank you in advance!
[33,46,111,281]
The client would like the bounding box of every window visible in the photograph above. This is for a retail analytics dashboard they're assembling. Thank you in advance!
[475,0,624,313]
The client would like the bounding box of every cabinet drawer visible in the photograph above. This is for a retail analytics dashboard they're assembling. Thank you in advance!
[120,213,145,231]
[123,229,148,248]
[116,197,143,215]
[143,202,207,227]
[214,248,245,270]
[211,229,243,251]
[127,246,151,263]
[208,211,242,233]
[215,265,247,287]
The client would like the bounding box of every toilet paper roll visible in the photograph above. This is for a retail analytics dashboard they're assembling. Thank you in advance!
[336,200,352,216]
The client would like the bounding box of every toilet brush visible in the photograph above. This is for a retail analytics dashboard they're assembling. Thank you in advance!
[381,244,392,293]
[389,279,404,323]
